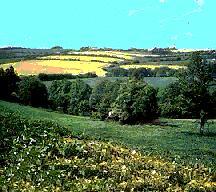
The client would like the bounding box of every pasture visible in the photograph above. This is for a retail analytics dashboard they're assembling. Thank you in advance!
[1,102,215,191]
[0,100,215,168]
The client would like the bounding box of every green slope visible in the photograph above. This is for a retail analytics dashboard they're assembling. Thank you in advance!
[0,100,215,168]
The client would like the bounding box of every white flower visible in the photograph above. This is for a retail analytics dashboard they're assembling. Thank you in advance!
[122,165,126,170]
[152,170,156,175]
[131,150,136,155]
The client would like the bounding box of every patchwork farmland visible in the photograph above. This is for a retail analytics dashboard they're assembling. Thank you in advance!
[0,49,192,76]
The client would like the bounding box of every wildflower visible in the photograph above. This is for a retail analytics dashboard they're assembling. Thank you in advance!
[131,150,136,155]
[122,165,126,170]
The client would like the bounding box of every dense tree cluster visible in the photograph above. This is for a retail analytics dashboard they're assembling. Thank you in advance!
[49,79,92,116]
[89,79,122,120]
[48,78,159,123]
[105,66,180,78]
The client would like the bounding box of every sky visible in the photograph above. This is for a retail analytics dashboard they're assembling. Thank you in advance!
[0,0,215,49]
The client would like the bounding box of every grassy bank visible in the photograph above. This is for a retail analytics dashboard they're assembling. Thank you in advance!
[0,100,215,169]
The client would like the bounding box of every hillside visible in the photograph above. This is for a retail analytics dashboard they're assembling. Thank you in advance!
[0,100,216,191]
[0,100,215,167]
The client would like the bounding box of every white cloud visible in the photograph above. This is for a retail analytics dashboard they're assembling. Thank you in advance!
[159,0,166,3]
[185,32,193,38]
[128,9,145,16]
[194,0,204,7]
[170,35,178,41]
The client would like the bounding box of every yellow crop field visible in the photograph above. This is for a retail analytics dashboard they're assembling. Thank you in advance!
[70,50,160,59]
[121,64,187,70]
[105,51,159,58]
[40,55,124,63]
[69,51,134,60]
[2,60,109,76]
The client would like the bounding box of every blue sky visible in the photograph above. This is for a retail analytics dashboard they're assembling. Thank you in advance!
[0,0,215,49]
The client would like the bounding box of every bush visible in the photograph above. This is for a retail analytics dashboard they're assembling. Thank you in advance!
[49,79,92,115]
[105,67,129,77]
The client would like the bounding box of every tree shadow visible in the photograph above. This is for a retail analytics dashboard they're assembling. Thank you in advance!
[149,120,180,127]
[181,131,216,137]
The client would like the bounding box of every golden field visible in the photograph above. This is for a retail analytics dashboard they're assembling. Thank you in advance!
[40,55,124,63]
[2,60,109,76]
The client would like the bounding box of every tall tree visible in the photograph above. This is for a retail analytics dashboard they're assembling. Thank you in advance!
[179,52,213,117]
[0,66,20,100]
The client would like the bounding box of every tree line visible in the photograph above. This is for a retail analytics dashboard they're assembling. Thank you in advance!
[0,52,215,125]
[105,66,182,78]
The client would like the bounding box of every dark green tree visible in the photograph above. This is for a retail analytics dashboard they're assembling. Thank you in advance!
[178,52,213,117]
[159,52,214,132]
[112,79,158,124]
[49,80,72,113]
[69,79,92,116]
[18,77,48,107]
[89,79,122,119]
[0,66,20,100]
[129,68,153,79]
[158,82,191,118]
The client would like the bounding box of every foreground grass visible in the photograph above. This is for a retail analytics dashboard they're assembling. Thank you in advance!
[1,103,216,191]
[0,100,215,169]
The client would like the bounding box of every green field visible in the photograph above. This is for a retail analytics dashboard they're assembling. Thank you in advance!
[44,77,177,89]
[0,100,215,169]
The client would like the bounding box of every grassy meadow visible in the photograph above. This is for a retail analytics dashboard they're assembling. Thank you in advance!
[0,100,215,169]
[1,102,215,191]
